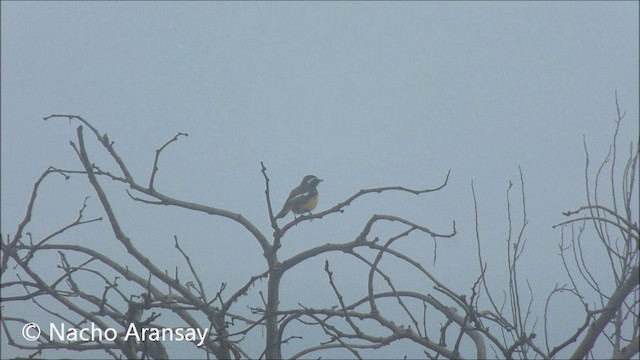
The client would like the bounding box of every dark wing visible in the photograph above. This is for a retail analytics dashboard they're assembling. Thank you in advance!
[276,186,307,218]
[285,190,312,208]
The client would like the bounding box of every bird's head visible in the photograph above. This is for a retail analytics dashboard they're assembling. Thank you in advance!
[302,175,323,187]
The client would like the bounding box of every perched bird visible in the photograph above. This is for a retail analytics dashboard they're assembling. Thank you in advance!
[276,175,323,219]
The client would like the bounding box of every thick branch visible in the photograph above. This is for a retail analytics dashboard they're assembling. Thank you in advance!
[571,266,639,359]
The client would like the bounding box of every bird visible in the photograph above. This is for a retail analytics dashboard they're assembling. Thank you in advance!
[275,175,323,219]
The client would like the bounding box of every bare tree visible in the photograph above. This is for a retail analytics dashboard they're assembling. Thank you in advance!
[1,98,637,359]
[552,96,639,360]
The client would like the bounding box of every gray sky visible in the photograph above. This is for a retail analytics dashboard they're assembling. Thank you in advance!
[2,2,638,359]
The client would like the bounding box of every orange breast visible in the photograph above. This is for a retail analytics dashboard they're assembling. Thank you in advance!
[292,195,318,214]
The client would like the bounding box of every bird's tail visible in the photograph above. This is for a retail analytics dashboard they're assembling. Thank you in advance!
[275,206,289,219]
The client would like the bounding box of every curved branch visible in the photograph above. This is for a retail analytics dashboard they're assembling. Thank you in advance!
[281,214,455,272]
[149,132,189,190]
[571,266,639,359]
[279,170,451,233]
[45,114,272,256]
[561,205,639,234]
[73,125,231,359]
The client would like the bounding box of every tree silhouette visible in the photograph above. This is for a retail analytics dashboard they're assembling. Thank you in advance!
[1,99,638,359]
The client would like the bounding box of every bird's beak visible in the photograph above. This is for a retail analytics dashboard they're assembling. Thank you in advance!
[318,179,324,182]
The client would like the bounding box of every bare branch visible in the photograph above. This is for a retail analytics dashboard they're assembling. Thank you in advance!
[571,266,640,359]
[149,132,189,190]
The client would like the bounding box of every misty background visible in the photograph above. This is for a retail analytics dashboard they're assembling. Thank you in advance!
[1,2,638,358]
